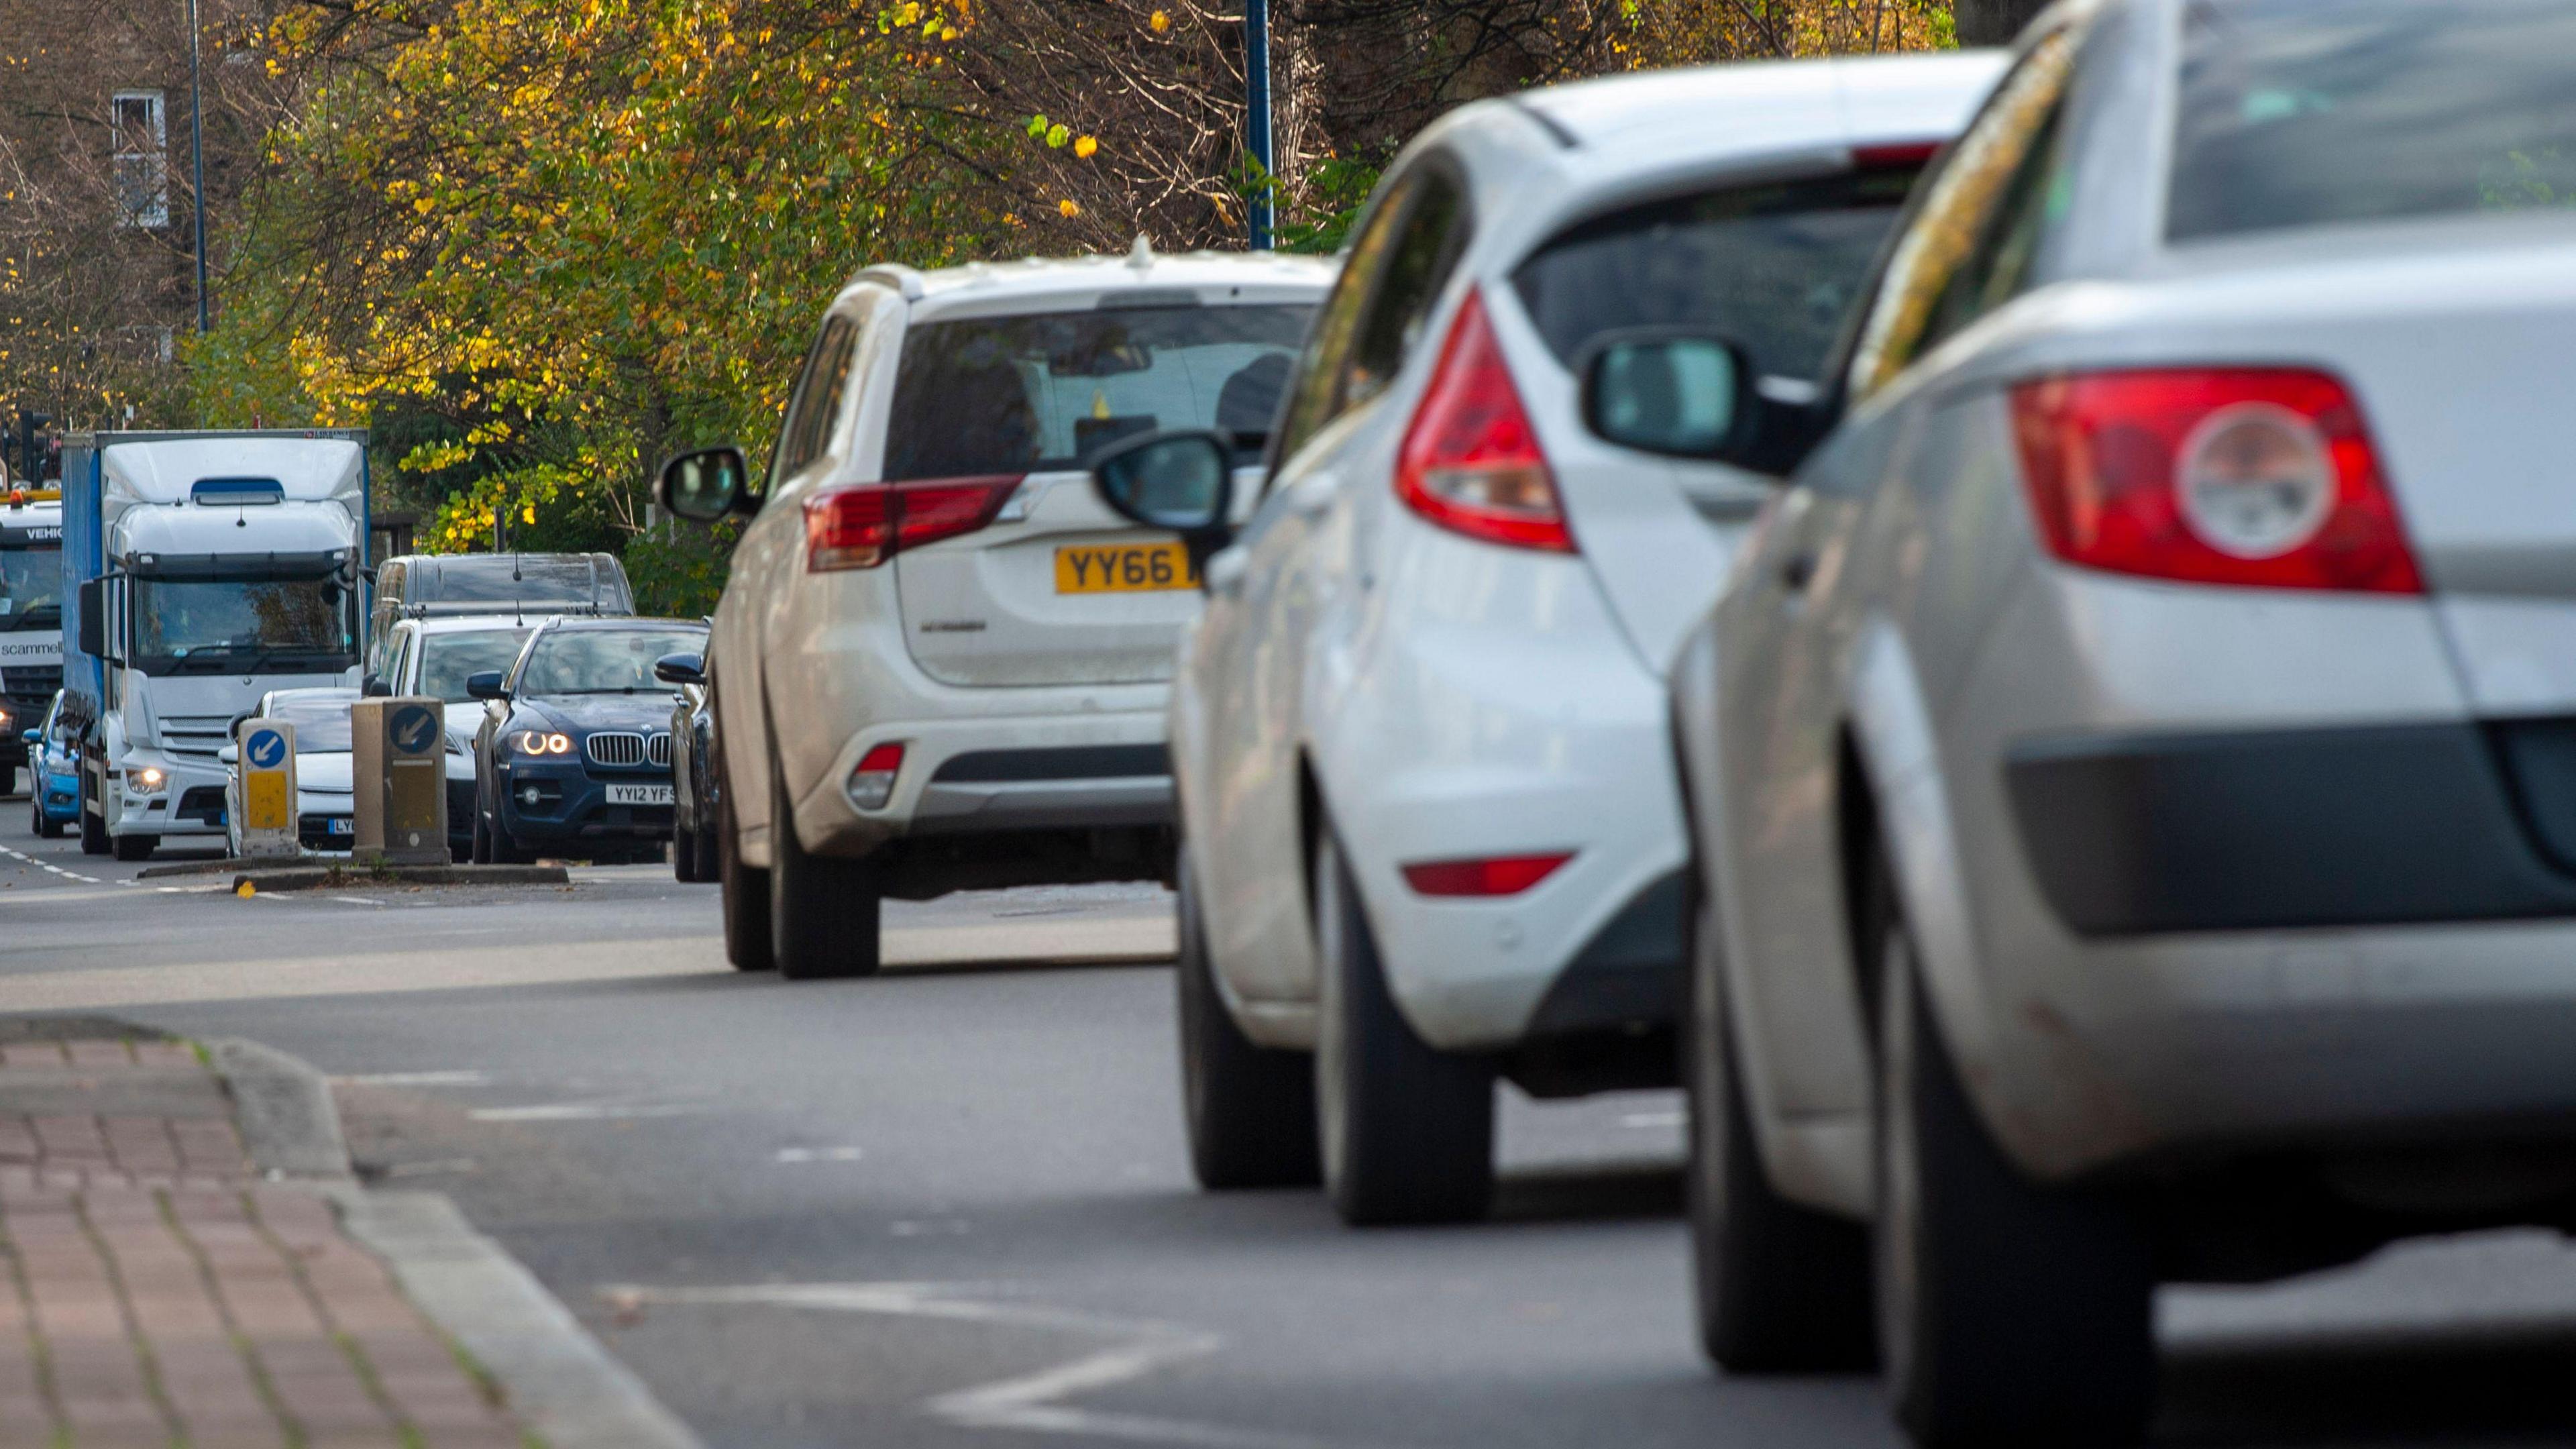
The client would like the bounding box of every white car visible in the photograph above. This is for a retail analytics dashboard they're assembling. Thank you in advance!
[1083,51,2005,1223]
[657,245,1334,978]
[372,611,538,859]
[222,688,361,855]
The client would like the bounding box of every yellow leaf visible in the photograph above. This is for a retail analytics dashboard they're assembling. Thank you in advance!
[1074,135,1098,159]
[523,504,537,525]
[1150,8,1171,31]
[1059,198,1081,217]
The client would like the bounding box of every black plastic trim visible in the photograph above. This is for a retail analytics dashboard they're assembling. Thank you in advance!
[931,745,1170,784]
[1523,869,1685,1039]
[2006,722,2576,937]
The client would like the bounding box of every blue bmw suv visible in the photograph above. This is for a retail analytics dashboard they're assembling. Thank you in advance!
[466,617,709,863]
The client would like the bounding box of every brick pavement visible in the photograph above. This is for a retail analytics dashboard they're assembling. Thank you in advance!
[0,1034,527,1448]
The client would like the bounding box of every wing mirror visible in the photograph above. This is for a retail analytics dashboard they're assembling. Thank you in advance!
[1577,329,1829,478]
[1087,429,1238,582]
[218,743,238,766]
[658,445,758,523]
[361,674,391,698]
[652,652,706,688]
[464,670,509,702]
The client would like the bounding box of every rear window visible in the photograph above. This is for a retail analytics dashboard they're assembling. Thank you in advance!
[1511,166,1925,384]
[883,304,1315,480]
[421,556,630,609]
[2171,0,2576,243]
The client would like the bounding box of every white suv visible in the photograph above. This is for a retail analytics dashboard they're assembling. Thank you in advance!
[659,246,1333,978]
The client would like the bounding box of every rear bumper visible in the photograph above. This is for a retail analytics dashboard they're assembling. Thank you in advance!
[798,709,1174,857]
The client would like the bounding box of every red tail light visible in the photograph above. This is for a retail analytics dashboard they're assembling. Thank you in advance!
[804,476,1022,572]
[2008,368,2422,594]
[1401,852,1574,898]
[847,741,905,810]
[1395,289,1574,553]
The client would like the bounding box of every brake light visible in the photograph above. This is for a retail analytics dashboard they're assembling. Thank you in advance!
[1395,289,1574,553]
[1401,852,1574,898]
[2008,368,2421,594]
[847,742,904,811]
[1852,140,1943,171]
[803,476,1021,572]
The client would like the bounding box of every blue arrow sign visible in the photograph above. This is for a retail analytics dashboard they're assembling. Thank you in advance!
[246,728,288,771]
[390,703,441,757]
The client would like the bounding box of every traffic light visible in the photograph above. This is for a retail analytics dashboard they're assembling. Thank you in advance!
[16,410,50,484]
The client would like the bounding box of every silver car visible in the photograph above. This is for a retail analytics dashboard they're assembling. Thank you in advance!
[1601,0,2576,1444]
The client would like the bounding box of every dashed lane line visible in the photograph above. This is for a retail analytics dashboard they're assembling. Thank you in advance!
[0,843,101,884]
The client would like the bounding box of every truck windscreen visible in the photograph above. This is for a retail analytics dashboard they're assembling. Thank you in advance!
[131,577,358,672]
[0,547,60,629]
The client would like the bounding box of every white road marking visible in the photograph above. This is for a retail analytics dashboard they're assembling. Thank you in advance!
[468,1101,696,1123]
[594,1282,1347,1449]
[774,1146,864,1164]
[337,1070,492,1087]
[331,895,386,906]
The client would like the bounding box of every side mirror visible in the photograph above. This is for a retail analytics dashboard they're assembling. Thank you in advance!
[1090,429,1235,533]
[659,445,755,523]
[18,728,36,742]
[76,579,103,658]
[465,670,508,702]
[1578,329,1758,461]
[652,652,707,688]
[361,674,391,698]
[218,744,238,766]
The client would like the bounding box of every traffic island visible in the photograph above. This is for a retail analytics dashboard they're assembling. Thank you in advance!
[0,1023,527,1448]
[0,1019,698,1449]
[232,863,572,893]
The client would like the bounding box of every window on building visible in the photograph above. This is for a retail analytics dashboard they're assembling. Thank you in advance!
[111,91,168,229]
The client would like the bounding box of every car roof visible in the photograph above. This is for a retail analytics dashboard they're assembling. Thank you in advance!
[530,616,706,634]
[405,614,541,635]
[860,244,1336,323]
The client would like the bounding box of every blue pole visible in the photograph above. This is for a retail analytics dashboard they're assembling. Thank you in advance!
[1246,0,1273,250]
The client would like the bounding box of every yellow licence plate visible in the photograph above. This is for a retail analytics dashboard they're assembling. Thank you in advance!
[1055,541,1199,594]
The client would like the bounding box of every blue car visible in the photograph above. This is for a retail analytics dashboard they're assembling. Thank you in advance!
[467,616,708,863]
[22,691,77,838]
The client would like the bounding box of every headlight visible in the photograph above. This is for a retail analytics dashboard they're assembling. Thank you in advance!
[512,731,573,756]
[125,766,166,793]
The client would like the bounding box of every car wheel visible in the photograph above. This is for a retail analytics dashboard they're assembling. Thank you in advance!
[693,814,721,883]
[0,763,14,796]
[1313,833,1493,1226]
[672,820,702,883]
[767,748,881,980]
[111,832,155,863]
[1872,862,2155,1448]
[1177,849,1320,1190]
[716,748,773,971]
[469,792,494,865]
[1686,873,1874,1372]
[78,773,107,856]
[28,796,42,837]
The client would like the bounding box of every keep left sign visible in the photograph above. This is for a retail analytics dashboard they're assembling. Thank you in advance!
[237,719,299,859]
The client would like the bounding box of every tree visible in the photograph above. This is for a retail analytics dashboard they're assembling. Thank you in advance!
[1952,0,2047,45]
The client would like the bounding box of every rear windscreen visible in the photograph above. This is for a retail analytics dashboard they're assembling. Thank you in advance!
[1511,166,1924,384]
[423,557,627,608]
[2170,0,2576,243]
[883,305,1314,480]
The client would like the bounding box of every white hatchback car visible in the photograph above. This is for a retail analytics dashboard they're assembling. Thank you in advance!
[221,688,360,855]
[1085,52,2004,1224]
[658,246,1334,978]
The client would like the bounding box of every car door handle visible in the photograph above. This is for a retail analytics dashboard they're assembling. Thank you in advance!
[1779,553,1817,593]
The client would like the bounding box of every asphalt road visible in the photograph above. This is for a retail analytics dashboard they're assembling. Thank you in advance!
[7,804,2576,1448]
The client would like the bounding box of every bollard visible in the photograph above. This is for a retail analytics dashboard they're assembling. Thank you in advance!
[233,717,301,860]
[353,696,448,865]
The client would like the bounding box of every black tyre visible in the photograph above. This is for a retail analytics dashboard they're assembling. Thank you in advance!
[767,749,881,980]
[1872,871,2155,1448]
[1313,835,1493,1225]
[1177,851,1320,1189]
[694,815,721,883]
[1686,877,1875,1373]
[0,763,14,796]
[717,750,773,971]
[469,794,494,865]
[672,821,703,883]
[78,771,107,855]
[111,832,155,862]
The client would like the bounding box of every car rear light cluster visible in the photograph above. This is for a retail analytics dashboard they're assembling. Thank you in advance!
[1394,289,1576,554]
[1401,851,1573,897]
[804,476,1022,572]
[847,742,904,811]
[2008,368,2422,594]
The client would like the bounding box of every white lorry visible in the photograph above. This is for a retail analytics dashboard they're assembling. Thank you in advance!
[0,484,63,797]
[60,431,370,859]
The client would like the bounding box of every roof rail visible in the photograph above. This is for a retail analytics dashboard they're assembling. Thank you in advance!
[853,264,926,301]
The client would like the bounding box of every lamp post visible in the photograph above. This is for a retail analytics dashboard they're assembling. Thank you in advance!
[1246,0,1273,250]
[187,0,209,334]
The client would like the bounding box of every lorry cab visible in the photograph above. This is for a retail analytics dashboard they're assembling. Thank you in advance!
[0,486,63,797]
[60,431,369,860]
